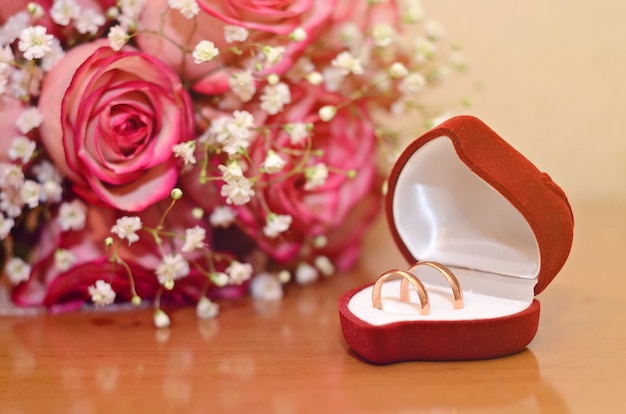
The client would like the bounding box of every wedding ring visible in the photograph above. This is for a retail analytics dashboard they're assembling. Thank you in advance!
[404,261,464,309]
[372,269,430,315]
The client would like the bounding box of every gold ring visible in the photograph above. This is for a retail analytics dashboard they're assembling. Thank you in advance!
[404,261,464,309]
[372,269,430,315]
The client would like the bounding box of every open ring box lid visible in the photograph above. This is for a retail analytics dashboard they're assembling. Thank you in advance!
[338,115,574,364]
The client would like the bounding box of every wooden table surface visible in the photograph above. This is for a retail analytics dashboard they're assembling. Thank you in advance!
[1,199,625,414]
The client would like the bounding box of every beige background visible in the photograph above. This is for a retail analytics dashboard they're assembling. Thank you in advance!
[405,0,626,202]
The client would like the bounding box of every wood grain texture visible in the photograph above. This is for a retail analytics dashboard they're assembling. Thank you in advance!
[0,200,624,413]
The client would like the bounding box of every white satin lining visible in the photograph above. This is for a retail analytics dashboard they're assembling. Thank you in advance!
[392,137,540,279]
[348,266,535,324]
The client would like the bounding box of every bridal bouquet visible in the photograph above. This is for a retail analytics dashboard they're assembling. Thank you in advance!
[0,0,464,326]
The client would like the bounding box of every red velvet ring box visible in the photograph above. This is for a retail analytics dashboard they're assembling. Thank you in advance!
[339,115,574,364]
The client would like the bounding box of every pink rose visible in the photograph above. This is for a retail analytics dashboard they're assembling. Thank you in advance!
[38,40,195,212]
[135,0,336,95]
[191,85,381,269]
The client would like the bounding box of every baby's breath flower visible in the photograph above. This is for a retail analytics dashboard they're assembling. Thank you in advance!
[6,257,31,284]
[228,70,256,102]
[181,225,206,252]
[221,176,255,205]
[58,200,87,231]
[107,25,128,51]
[305,71,323,85]
[314,255,335,276]
[284,122,310,145]
[413,36,435,62]
[331,51,364,76]
[289,27,307,42]
[322,66,344,92]
[262,45,285,67]
[40,38,64,72]
[340,23,362,48]
[50,0,81,26]
[170,187,183,200]
[156,253,190,289]
[209,206,236,227]
[40,180,63,203]
[75,9,105,35]
[224,25,249,43]
[54,249,77,272]
[196,297,219,319]
[398,0,425,23]
[18,25,54,60]
[388,62,409,78]
[88,280,116,306]
[172,140,196,164]
[372,23,394,47]
[168,0,200,19]
[277,270,291,284]
[0,213,15,239]
[261,149,286,174]
[250,273,283,301]
[0,12,29,45]
[266,74,280,85]
[16,107,43,134]
[27,2,46,19]
[263,213,292,238]
[226,260,253,285]
[259,82,291,115]
[304,163,329,190]
[8,136,36,164]
[318,105,336,122]
[192,40,219,64]
[295,263,318,285]
[399,72,426,95]
[110,216,142,245]
[211,271,229,287]
[153,309,170,328]
[218,162,244,181]
[21,180,41,208]
[425,19,446,40]
[0,188,22,218]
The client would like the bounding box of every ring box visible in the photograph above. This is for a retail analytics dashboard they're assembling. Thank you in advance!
[338,115,574,363]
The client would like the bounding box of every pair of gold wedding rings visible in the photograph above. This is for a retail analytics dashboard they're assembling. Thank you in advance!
[371,261,464,315]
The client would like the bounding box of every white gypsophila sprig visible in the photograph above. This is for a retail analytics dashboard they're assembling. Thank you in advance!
[75,9,106,35]
[107,25,128,51]
[8,136,36,164]
[284,122,310,145]
[314,255,335,276]
[192,40,219,63]
[16,107,43,134]
[263,213,292,238]
[330,51,364,76]
[371,23,395,47]
[250,273,283,301]
[50,0,81,26]
[40,38,65,71]
[181,225,206,252]
[259,82,291,115]
[20,180,41,208]
[304,163,329,190]
[110,216,142,245]
[168,0,200,19]
[0,12,29,44]
[0,188,22,218]
[172,140,196,165]
[54,249,77,272]
[0,213,15,239]
[295,262,318,285]
[5,257,31,284]
[209,206,236,227]
[196,297,219,319]
[58,200,87,231]
[220,176,255,205]
[0,163,24,189]
[224,25,249,43]
[156,253,190,289]
[88,280,116,306]
[18,25,54,60]
[261,149,286,174]
[226,260,253,285]
[228,70,256,102]
[261,45,285,68]
[398,72,426,95]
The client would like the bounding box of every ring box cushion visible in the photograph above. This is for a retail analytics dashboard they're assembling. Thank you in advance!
[338,115,574,363]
